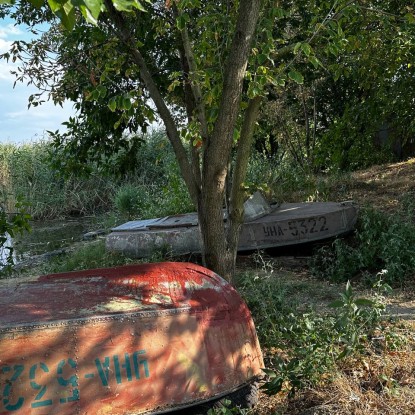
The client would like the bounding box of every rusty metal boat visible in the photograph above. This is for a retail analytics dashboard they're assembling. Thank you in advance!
[106,201,358,259]
[0,262,263,415]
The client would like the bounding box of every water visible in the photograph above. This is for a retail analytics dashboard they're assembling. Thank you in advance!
[10,218,96,264]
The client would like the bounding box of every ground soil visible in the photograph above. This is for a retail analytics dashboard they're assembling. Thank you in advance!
[334,158,415,213]
[249,158,415,415]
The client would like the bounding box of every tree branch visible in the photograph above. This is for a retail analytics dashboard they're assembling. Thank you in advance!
[173,6,209,143]
[203,0,262,189]
[103,0,200,204]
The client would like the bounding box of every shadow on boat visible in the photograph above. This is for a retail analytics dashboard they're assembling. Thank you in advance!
[0,263,262,415]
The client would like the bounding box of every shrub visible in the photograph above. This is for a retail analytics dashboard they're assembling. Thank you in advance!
[114,184,148,219]
[238,270,389,397]
[310,208,415,284]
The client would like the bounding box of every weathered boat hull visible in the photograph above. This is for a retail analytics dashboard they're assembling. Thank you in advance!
[106,202,358,258]
[0,263,263,414]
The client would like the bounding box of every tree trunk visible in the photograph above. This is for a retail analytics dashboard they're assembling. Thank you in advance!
[227,96,262,274]
[199,0,261,280]
[105,0,261,280]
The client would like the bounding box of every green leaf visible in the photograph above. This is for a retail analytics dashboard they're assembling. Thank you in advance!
[405,13,415,24]
[49,0,76,30]
[91,89,100,100]
[62,6,76,30]
[176,13,189,30]
[309,56,322,69]
[79,4,98,24]
[108,99,117,112]
[47,0,62,13]
[276,75,286,86]
[262,369,277,378]
[294,42,302,54]
[301,42,312,57]
[123,96,132,110]
[328,299,344,308]
[84,0,102,20]
[30,0,45,7]
[288,70,304,84]
[272,7,285,18]
[257,54,268,65]
[97,85,107,98]
[113,0,146,12]
[345,280,352,296]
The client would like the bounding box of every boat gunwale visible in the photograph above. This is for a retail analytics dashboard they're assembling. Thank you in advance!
[141,377,261,415]
[111,201,357,233]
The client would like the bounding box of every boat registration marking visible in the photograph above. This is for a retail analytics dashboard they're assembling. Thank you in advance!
[263,216,329,238]
[0,350,150,412]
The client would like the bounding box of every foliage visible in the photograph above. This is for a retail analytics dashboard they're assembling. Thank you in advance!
[238,270,389,397]
[4,0,406,279]
[0,142,115,219]
[328,280,389,359]
[310,208,415,284]
[207,399,249,415]
[245,154,353,204]
[114,184,146,218]
[0,132,194,221]
[315,104,397,171]
[255,1,415,172]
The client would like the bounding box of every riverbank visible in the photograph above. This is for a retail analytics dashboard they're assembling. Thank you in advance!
[4,158,415,414]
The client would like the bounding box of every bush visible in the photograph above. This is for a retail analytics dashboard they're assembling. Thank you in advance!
[237,270,389,397]
[310,208,415,284]
[114,184,148,218]
[0,141,115,219]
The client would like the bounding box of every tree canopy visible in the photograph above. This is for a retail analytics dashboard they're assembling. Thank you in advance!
[1,0,414,278]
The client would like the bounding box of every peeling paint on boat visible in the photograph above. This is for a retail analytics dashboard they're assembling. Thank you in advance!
[0,262,263,414]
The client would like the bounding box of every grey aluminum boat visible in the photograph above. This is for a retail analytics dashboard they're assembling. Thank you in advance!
[106,200,358,258]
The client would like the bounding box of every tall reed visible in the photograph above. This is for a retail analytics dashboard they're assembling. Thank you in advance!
[0,141,115,219]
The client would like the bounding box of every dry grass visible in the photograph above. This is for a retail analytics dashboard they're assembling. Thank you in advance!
[252,321,415,415]
[331,158,415,213]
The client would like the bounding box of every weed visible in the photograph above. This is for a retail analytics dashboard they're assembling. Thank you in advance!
[328,279,389,359]
[207,399,250,415]
[239,268,390,398]
[43,240,134,273]
[310,207,415,284]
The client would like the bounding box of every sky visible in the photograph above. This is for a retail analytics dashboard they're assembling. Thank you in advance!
[0,18,74,144]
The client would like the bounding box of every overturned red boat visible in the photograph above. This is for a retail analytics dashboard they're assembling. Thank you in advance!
[0,262,263,414]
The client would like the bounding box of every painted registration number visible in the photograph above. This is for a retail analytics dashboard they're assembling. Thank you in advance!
[1,350,149,412]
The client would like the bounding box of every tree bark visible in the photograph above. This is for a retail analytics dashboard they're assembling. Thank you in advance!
[105,0,262,280]
[199,0,261,279]
[227,96,262,275]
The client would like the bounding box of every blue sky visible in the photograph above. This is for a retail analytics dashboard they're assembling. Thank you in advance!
[0,18,74,144]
